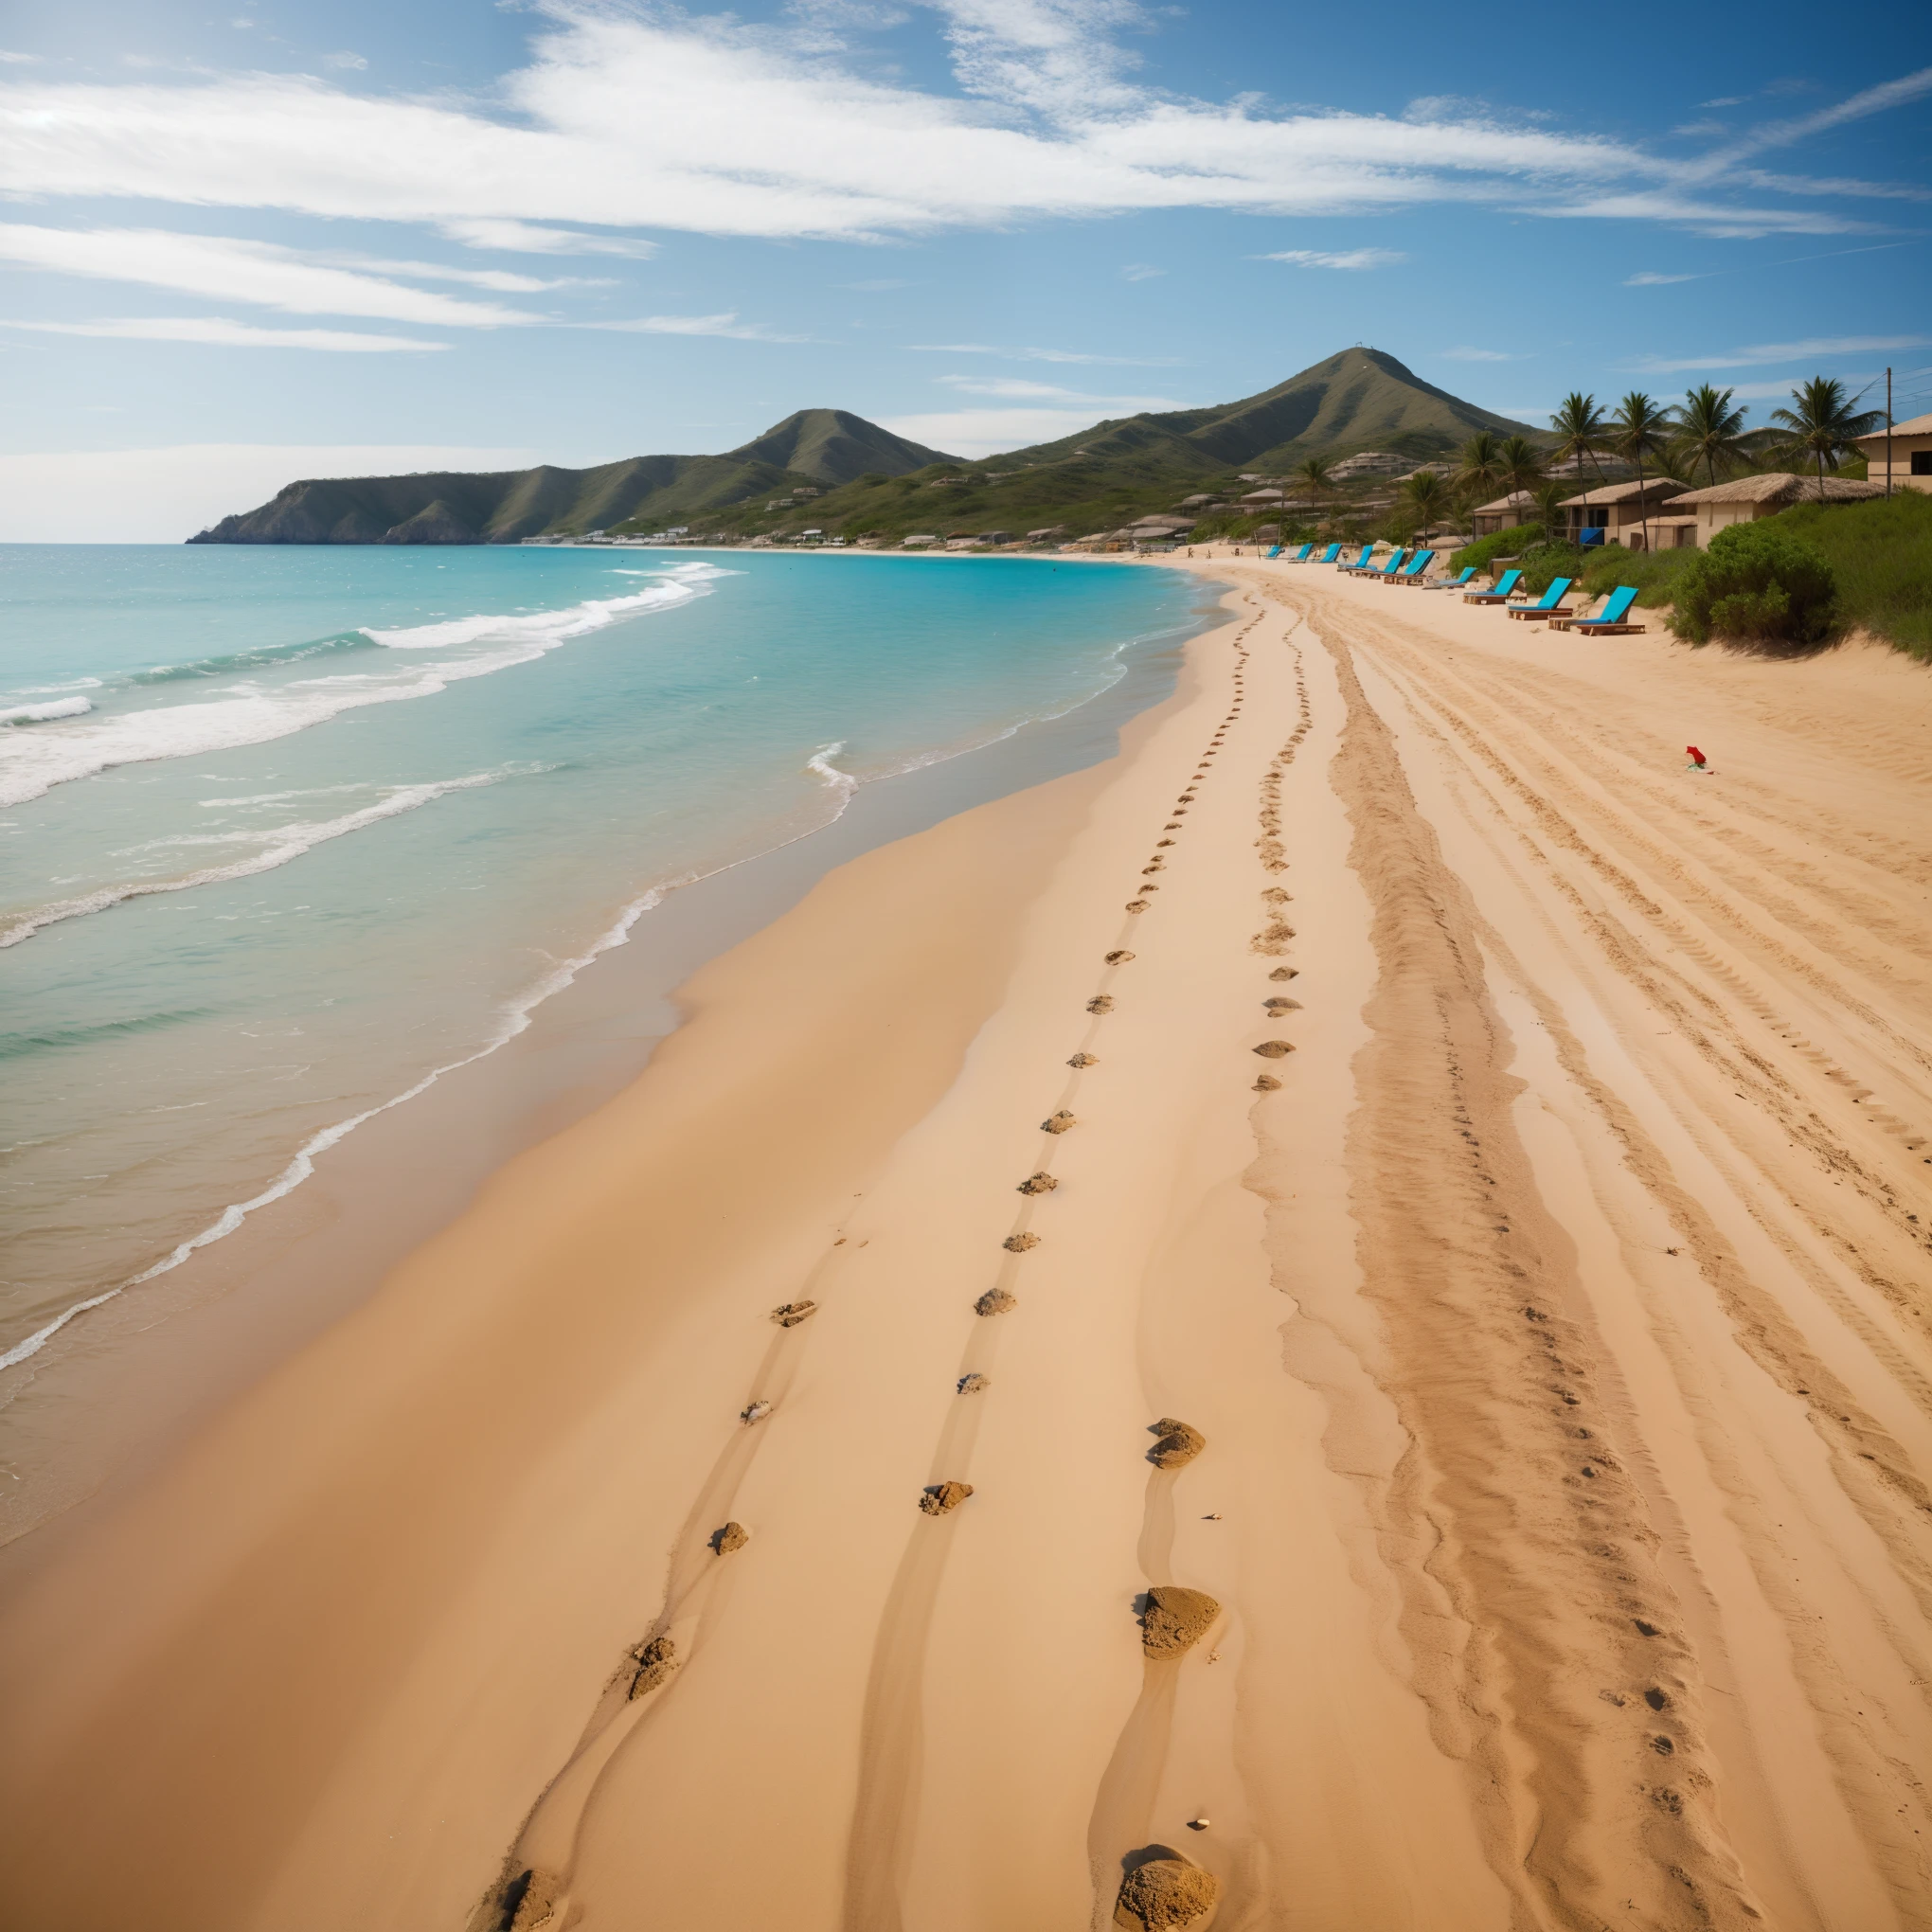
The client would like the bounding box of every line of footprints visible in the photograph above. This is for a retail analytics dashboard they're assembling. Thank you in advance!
[604,601,1314,1932]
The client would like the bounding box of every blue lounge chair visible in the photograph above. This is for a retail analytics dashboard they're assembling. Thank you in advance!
[1338,544,1374,569]
[1351,547,1405,578]
[1308,543,1342,564]
[1431,565,1478,589]
[1283,542,1314,563]
[1549,585,1646,635]
[1505,577,1574,620]
[1463,569,1524,604]
[1264,545,1281,559]
[1383,548,1434,583]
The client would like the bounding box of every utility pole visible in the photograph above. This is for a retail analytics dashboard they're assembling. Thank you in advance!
[1887,367,1893,499]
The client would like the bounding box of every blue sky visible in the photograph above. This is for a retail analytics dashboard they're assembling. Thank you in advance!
[1,0,1927,537]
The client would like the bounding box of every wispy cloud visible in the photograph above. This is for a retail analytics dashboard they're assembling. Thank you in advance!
[438,219,659,259]
[0,317,444,351]
[937,372,1185,406]
[1624,270,1704,285]
[587,312,806,340]
[322,51,367,72]
[0,13,1921,256]
[1257,248,1405,270]
[1119,262,1165,280]
[0,224,538,325]
[908,342,1182,365]
[1628,332,1932,374]
[1440,346,1527,361]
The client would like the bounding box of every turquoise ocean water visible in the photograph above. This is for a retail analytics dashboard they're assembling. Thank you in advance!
[0,546,1206,1371]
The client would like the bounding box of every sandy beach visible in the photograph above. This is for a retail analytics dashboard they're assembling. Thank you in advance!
[3,555,1930,1931]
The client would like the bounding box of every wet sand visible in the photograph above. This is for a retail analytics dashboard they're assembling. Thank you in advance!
[2,561,1930,1931]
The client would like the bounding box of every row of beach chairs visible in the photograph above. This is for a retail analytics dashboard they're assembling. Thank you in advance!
[1263,541,1645,635]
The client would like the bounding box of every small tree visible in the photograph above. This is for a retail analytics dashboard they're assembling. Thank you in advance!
[1770,376,1885,502]
[1611,391,1673,553]
[1297,454,1334,495]
[1549,390,1612,510]
[1455,431,1505,513]
[1671,385,1748,489]
[1401,469,1451,539]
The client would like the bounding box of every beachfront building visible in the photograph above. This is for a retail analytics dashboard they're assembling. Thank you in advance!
[900,533,939,548]
[1661,472,1887,546]
[1851,413,1932,492]
[1470,490,1539,537]
[1559,478,1688,549]
[1330,450,1410,481]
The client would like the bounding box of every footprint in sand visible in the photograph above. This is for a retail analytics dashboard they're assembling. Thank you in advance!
[1042,1111,1077,1134]
[1105,949,1136,964]
[740,1399,774,1424]
[1254,1074,1281,1091]
[1114,1852,1222,1932]
[770,1299,818,1327]
[957,1373,991,1395]
[1141,1585,1222,1658]
[1148,1418,1207,1468]
[1017,1172,1059,1195]
[1263,997,1301,1013]
[1088,995,1116,1013]
[919,1480,974,1515]
[1269,967,1298,981]
[1067,1052,1099,1068]
[626,1636,679,1699]
[1004,1231,1042,1252]
[710,1522,749,1554]
[1253,1040,1296,1059]
[976,1287,1018,1316]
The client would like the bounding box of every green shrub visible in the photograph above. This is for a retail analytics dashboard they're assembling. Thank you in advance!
[1450,524,1545,573]
[1668,522,1838,647]
[1771,490,1932,660]
[1575,546,1703,607]
[1513,541,1590,593]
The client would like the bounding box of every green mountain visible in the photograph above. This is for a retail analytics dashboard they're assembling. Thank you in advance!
[188,409,957,546]
[999,347,1538,474]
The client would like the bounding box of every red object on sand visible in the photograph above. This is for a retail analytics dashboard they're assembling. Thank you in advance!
[1686,745,1706,766]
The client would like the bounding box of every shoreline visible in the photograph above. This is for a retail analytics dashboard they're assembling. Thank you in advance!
[4,556,1930,1930]
[0,568,1220,1559]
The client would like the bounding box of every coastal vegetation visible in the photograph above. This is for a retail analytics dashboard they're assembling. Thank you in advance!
[1669,523,1841,649]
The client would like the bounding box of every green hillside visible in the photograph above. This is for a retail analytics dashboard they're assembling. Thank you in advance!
[188,409,956,546]
[1001,348,1537,474]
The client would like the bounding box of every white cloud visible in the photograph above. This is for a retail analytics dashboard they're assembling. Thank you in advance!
[908,342,1181,364]
[438,217,659,258]
[936,372,1185,405]
[1119,262,1164,280]
[1672,120,1728,138]
[315,253,598,293]
[0,50,40,64]
[0,443,539,542]
[1624,270,1703,285]
[322,52,367,71]
[1630,332,1931,373]
[1258,248,1405,270]
[1535,191,1887,238]
[879,406,1117,456]
[0,224,536,325]
[587,312,807,340]
[1440,347,1525,361]
[0,12,1919,249]
[1,316,443,350]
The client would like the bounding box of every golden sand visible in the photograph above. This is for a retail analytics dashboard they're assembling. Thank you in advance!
[3,560,1931,1929]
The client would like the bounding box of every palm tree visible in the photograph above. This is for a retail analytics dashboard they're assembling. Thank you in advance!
[1530,479,1569,544]
[1549,387,1611,491]
[1455,431,1505,511]
[1769,376,1885,501]
[1611,391,1673,553]
[1671,384,1747,489]
[1297,454,1333,496]
[1401,469,1451,537]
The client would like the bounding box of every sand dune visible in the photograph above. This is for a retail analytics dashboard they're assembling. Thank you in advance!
[1,562,1929,1930]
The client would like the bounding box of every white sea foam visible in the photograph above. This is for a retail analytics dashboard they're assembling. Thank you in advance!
[0,872,677,1375]
[1,696,93,725]
[0,568,721,809]
[0,766,546,949]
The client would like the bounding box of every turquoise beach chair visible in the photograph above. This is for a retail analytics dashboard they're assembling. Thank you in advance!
[1434,566,1478,589]
[1549,585,1646,635]
[1351,547,1404,578]
[1505,577,1574,620]
[1463,569,1523,604]
[1384,548,1434,583]
[1264,545,1282,559]
[1339,544,1374,569]
[1287,543,1315,562]
[1309,543,1342,564]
